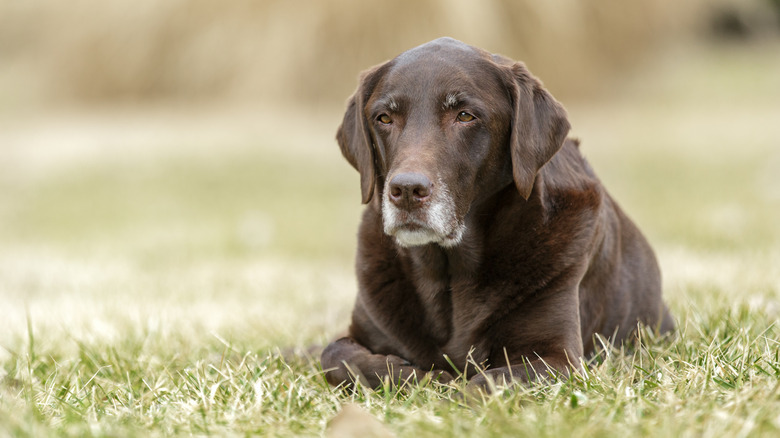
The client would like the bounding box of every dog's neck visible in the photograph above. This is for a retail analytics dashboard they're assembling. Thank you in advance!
[399,179,545,281]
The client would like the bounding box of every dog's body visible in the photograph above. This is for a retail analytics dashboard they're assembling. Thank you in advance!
[322,38,673,389]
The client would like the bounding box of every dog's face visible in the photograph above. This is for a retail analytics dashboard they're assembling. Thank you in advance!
[338,38,570,248]
[369,41,514,247]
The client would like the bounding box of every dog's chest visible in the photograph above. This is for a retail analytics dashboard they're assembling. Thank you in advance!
[410,268,453,344]
[409,252,494,359]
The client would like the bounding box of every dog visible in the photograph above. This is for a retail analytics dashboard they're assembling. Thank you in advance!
[321,37,674,390]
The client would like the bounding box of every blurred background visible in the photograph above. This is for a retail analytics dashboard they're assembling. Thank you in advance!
[2,0,779,105]
[0,0,779,345]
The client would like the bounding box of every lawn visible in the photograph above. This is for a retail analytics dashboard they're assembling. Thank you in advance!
[1,42,779,436]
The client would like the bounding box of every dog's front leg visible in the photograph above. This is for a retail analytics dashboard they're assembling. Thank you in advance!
[321,337,453,388]
[464,283,586,393]
[465,355,580,393]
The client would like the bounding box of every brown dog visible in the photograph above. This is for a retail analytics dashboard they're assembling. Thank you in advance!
[321,37,673,390]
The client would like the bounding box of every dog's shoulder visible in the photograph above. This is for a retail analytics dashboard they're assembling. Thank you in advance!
[540,138,603,214]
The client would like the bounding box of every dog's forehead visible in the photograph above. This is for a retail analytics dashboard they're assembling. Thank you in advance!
[378,39,499,102]
[395,37,481,64]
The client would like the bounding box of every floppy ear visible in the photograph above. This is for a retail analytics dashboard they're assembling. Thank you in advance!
[336,63,388,204]
[508,63,571,200]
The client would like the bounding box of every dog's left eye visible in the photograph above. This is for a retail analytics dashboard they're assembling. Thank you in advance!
[456,111,475,123]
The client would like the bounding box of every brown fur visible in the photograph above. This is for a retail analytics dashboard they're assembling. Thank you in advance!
[321,38,673,390]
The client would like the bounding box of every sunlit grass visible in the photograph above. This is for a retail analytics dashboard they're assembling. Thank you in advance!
[3,303,779,436]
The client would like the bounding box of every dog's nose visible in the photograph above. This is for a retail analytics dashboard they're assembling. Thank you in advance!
[388,172,433,208]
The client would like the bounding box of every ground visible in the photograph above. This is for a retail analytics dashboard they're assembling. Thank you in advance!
[1,42,779,436]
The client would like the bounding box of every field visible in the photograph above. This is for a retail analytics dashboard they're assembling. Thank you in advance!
[1,41,780,436]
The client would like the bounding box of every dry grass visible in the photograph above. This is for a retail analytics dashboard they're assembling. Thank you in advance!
[1,0,754,107]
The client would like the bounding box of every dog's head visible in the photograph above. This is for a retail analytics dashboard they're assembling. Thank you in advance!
[337,37,570,248]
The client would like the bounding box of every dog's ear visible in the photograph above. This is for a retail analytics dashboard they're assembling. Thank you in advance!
[508,63,570,200]
[336,63,388,204]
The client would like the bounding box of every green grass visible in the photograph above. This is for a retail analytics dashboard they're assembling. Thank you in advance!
[3,308,779,436]
[2,42,780,436]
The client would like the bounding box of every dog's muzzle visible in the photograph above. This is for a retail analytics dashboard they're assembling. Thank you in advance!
[382,173,465,247]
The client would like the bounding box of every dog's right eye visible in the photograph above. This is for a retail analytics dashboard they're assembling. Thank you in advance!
[377,114,392,125]
[456,111,476,123]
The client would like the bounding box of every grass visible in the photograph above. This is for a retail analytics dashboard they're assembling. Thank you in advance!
[3,308,779,436]
[1,42,780,436]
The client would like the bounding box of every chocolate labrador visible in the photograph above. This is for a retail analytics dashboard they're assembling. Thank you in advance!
[321,37,674,390]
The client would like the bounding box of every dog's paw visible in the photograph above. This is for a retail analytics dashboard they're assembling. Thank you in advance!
[385,354,411,366]
[431,369,455,383]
